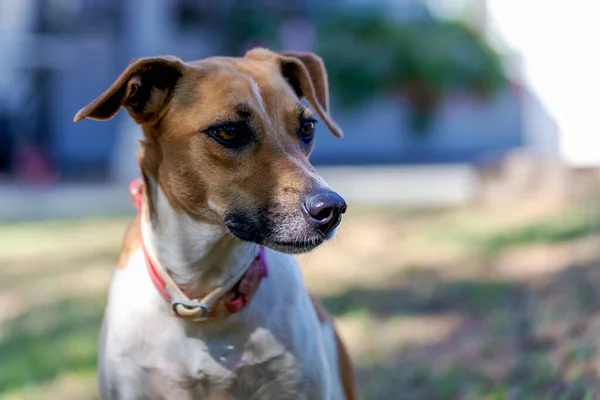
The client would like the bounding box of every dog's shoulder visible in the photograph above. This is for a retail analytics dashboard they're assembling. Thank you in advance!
[249,252,358,399]
[309,295,358,400]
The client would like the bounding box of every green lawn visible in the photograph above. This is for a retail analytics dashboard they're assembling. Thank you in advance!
[2,200,600,399]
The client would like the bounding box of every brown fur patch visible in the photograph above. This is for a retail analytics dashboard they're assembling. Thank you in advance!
[281,51,331,112]
[117,214,141,270]
[310,296,358,400]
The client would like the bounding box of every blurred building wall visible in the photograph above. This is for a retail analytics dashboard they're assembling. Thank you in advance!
[311,90,522,165]
[1,0,527,183]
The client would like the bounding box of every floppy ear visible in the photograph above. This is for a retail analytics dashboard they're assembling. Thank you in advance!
[279,51,343,138]
[73,56,184,125]
[246,48,343,138]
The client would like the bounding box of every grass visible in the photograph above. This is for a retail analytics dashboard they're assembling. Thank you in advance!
[461,209,600,255]
[0,299,102,396]
[3,199,600,399]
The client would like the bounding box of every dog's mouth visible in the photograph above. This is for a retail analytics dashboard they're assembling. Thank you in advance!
[226,224,328,254]
[226,226,257,243]
[267,237,326,254]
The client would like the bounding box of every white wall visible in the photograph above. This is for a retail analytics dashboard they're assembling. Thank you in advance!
[487,0,600,166]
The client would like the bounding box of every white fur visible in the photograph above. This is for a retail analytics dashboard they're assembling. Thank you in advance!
[146,182,258,295]
[99,183,346,399]
[249,78,266,114]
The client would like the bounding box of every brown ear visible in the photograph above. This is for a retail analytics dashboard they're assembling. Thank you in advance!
[279,51,343,138]
[246,48,343,138]
[280,52,331,112]
[73,56,184,124]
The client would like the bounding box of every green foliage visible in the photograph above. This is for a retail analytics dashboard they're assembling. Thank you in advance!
[218,6,508,134]
[224,6,282,54]
[316,10,508,133]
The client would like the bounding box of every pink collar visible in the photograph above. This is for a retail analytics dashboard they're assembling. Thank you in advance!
[129,178,268,320]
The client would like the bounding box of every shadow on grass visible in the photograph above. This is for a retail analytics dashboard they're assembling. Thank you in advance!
[322,275,521,318]
[460,211,600,256]
[321,261,600,400]
[0,297,105,395]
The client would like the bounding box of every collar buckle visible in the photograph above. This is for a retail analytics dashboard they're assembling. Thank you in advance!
[171,299,210,319]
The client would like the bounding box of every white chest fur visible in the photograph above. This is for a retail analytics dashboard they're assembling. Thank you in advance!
[100,249,337,400]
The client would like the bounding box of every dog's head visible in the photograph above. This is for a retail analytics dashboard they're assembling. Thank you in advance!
[74,48,346,254]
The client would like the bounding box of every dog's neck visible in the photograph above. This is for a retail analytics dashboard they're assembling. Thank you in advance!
[144,180,259,296]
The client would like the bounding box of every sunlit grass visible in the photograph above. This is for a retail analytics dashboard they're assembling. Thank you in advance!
[1,371,97,400]
[0,298,104,396]
[2,200,600,399]
[0,217,128,262]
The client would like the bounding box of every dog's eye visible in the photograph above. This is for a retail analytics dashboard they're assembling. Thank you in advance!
[214,126,237,141]
[205,122,252,148]
[298,120,316,143]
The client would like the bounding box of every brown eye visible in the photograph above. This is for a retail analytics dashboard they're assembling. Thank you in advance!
[205,122,252,148]
[301,121,314,136]
[299,121,315,143]
[215,126,237,141]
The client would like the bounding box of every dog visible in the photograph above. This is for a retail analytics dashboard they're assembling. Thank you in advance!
[74,48,357,400]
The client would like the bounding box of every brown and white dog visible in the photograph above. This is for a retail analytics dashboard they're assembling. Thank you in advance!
[74,48,357,400]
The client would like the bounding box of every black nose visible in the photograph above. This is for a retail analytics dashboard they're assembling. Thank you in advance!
[303,190,347,234]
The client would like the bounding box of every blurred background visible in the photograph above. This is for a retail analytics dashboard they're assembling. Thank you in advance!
[2,0,600,399]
